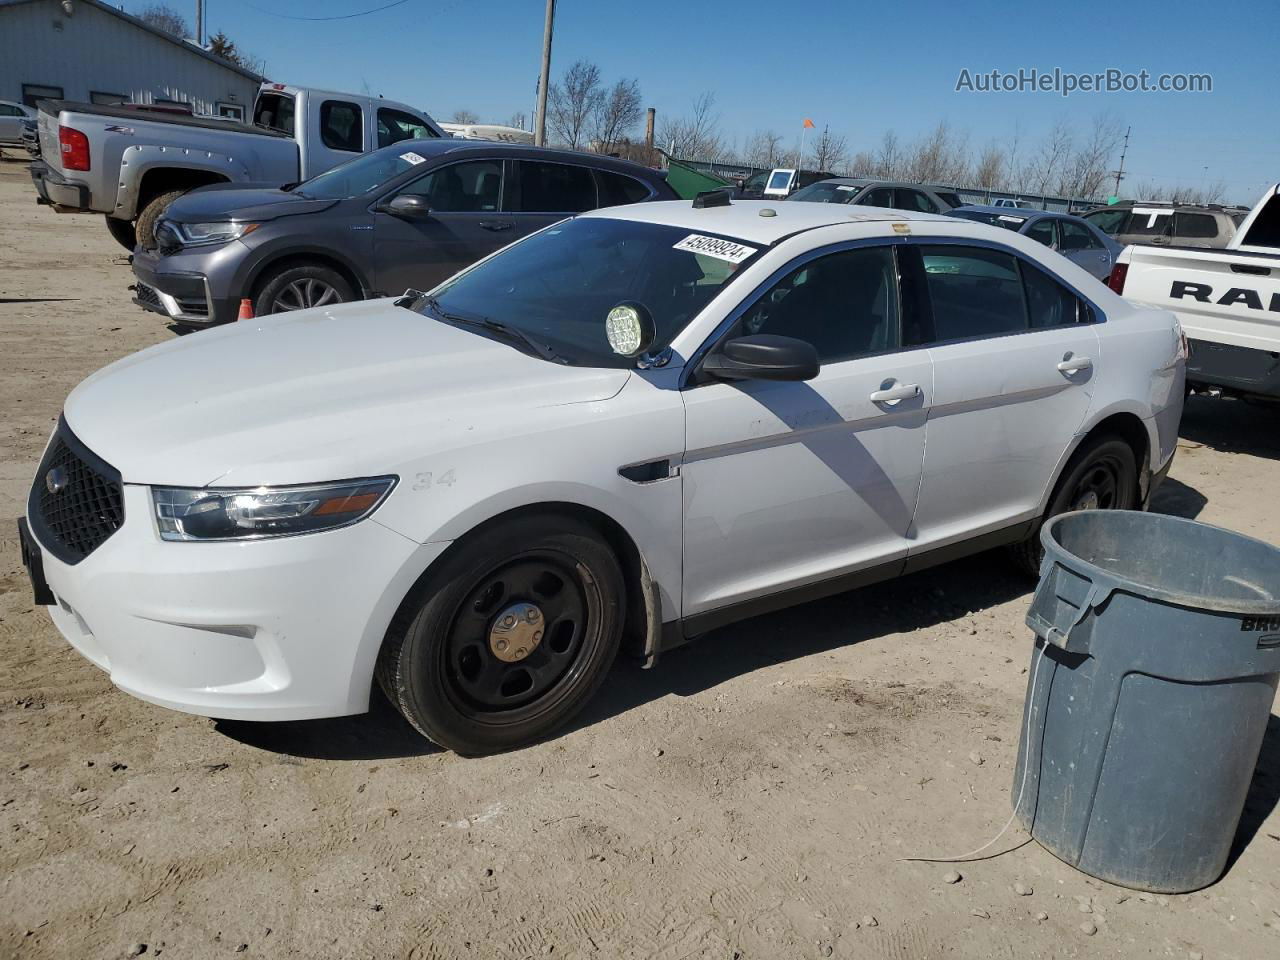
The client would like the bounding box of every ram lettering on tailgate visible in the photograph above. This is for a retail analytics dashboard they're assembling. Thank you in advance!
[1170,281,1280,313]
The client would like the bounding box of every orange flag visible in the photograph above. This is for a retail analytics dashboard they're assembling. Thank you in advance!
[802,118,815,129]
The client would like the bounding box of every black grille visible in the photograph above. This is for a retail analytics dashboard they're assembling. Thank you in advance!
[28,420,125,564]
[174,294,209,317]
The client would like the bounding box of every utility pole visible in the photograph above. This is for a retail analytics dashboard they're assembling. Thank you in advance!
[1112,125,1130,197]
[533,0,555,147]
[195,0,204,47]
[644,107,655,166]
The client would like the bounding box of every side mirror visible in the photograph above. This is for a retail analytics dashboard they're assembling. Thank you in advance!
[383,195,431,219]
[702,334,819,382]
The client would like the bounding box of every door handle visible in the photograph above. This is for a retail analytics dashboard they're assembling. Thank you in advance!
[1057,356,1093,374]
[479,220,513,231]
[869,382,920,404]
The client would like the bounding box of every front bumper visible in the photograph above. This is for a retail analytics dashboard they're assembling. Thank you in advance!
[131,247,235,326]
[27,483,449,721]
[29,159,91,211]
[1186,339,1280,400]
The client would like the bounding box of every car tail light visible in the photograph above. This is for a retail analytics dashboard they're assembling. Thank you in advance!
[59,125,90,171]
[1105,262,1128,294]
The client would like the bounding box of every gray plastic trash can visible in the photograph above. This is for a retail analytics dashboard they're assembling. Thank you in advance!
[1013,510,1280,893]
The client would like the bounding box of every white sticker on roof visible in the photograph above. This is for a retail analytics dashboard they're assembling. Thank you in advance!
[673,234,757,263]
[836,184,857,191]
[400,151,426,165]
[997,215,1027,223]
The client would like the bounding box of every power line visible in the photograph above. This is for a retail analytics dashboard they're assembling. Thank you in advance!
[234,0,415,21]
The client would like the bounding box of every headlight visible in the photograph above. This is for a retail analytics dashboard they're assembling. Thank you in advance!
[173,220,260,246]
[152,477,396,542]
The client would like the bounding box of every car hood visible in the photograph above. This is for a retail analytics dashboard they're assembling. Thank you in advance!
[63,300,631,487]
[163,186,338,224]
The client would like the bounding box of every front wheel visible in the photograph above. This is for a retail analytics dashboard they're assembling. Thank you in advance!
[377,514,625,755]
[252,263,354,317]
[1008,435,1138,577]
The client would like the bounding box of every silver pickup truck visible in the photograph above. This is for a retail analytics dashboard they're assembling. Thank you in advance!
[1110,184,1280,401]
[29,83,444,249]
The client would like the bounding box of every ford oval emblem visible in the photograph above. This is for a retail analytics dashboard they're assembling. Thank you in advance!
[45,466,68,495]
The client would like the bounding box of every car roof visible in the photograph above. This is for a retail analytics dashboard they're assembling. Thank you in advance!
[582,198,953,245]
[809,178,957,192]
[954,204,1050,219]
[385,138,666,178]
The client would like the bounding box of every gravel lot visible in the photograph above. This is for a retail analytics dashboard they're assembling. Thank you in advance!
[1,160,1278,960]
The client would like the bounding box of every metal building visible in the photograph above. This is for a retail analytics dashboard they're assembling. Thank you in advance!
[0,0,260,120]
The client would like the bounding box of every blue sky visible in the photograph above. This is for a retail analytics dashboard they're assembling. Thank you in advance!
[136,0,1276,204]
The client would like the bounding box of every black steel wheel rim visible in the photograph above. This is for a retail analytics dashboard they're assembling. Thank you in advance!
[441,551,597,720]
[1070,454,1123,511]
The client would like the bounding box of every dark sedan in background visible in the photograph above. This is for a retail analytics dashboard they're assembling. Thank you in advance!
[130,140,677,326]
[946,204,1123,281]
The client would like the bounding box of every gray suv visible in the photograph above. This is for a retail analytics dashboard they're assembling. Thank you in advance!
[130,140,676,326]
[1079,202,1248,250]
[787,178,965,213]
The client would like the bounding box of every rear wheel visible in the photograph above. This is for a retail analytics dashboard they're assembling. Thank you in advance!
[135,189,187,250]
[103,215,136,251]
[253,263,354,317]
[377,514,625,755]
[1008,435,1138,577]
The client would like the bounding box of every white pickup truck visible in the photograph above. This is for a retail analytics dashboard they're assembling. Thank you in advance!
[29,83,444,249]
[1111,184,1280,401]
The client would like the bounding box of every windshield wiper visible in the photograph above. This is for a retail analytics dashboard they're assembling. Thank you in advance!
[412,294,565,363]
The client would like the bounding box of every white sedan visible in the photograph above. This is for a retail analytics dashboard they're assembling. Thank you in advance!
[20,196,1185,754]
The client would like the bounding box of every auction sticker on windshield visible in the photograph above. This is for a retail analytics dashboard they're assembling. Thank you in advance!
[673,234,757,263]
[400,152,427,165]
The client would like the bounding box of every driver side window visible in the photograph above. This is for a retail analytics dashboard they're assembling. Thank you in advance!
[397,160,503,212]
[731,246,901,364]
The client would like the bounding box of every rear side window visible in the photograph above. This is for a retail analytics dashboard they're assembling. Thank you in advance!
[1025,219,1055,247]
[1173,212,1218,239]
[1059,219,1102,250]
[899,189,939,213]
[377,108,435,147]
[1241,197,1280,248]
[919,246,1026,342]
[320,100,363,152]
[595,170,652,207]
[512,161,596,212]
[936,191,963,209]
[254,93,295,136]
[1123,210,1172,237]
[859,187,895,207]
[1022,263,1085,328]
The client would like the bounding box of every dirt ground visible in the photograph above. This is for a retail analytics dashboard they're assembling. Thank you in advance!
[0,158,1277,960]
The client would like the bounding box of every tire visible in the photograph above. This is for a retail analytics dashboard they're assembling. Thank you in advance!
[135,189,187,250]
[103,215,137,251]
[376,514,625,755]
[253,263,354,316]
[1008,434,1139,577]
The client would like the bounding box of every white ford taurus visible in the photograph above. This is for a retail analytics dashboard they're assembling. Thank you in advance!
[20,196,1185,754]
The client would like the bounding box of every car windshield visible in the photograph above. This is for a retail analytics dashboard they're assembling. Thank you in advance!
[292,144,430,200]
[419,217,760,368]
[950,209,1027,231]
[789,181,862,204]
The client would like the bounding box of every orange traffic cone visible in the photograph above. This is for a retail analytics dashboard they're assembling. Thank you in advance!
[237,298,254,321]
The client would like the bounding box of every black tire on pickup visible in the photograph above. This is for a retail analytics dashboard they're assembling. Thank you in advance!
[104,216,137,251]
[135,189,187,250]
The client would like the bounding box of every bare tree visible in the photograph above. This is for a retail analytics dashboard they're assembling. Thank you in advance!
[593,78,642,153]
[848,150,875,177]
[451,109,480,124]
[138,3,189,37]
[549,59,603,149]
[744,129,784,168]
[507,112,528,131]
[1131,180,1228,204]
[973,141,1007,189]
[807,125,847,173]
[1058,113,1123,198]
[1024,117,1073,195]
[658,92,722,160]
[905,121,969,184]
[874,130,903,179]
